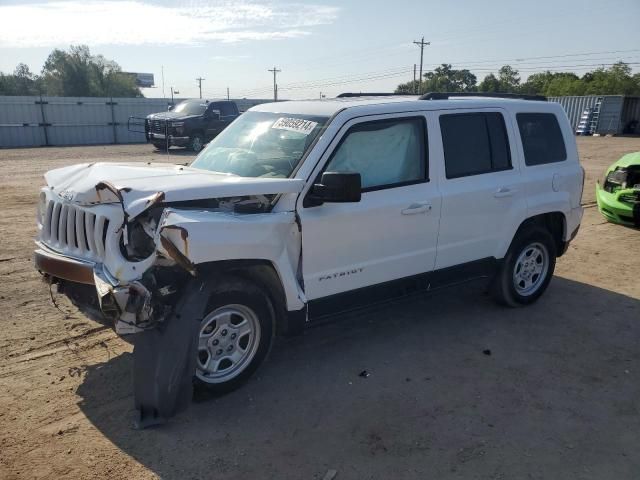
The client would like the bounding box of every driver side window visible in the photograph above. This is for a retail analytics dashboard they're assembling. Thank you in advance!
[325,117,428,191]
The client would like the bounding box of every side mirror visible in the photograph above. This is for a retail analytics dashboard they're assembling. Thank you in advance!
[308,171,361,205]
[168,105,174,111]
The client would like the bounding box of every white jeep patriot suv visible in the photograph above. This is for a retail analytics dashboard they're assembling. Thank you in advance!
[34,92,584,426]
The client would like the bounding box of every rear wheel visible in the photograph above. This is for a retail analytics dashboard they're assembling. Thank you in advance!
[491,226,557,307]
[153,142,168,151]
[193,277,274,394]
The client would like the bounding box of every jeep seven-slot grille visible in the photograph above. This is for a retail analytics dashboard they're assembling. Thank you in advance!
[41,200,109,261]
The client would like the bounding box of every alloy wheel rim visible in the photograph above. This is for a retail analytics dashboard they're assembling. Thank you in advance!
[512,242,549,296]
[195,304,261,383]
[192,137,202,151]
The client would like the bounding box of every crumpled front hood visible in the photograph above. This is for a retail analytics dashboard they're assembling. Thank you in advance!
[44,162,304,219]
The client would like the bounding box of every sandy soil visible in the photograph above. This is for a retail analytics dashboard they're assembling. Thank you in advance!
[0,138,639,479]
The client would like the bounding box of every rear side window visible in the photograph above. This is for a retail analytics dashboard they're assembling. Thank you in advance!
[516,113,567,166]
[439,112,512,179]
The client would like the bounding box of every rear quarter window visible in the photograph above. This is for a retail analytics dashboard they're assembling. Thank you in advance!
[516,113,567,166]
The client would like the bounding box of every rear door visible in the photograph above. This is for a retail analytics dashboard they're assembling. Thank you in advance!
[433,108,527,269]
[514,111,582,217]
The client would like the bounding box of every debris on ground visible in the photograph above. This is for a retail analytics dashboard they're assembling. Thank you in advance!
[358,370,370,378]
[483,349,492,356]
[322,469,338,480]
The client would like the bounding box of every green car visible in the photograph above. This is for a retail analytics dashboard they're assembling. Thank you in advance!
[596,152,640,227]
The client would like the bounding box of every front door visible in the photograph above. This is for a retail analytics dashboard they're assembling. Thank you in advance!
[204,103,225,140]
[297,114,441,305]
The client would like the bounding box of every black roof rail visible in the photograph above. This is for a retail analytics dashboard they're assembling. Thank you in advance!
[420,92,547,101]
[336,92,412,98]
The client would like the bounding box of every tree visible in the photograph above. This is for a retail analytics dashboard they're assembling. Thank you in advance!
[497,65,520,92]
[395,64,477,94]
[521,71,584,96]
[477,65,521,93]
[582,62,640,95]
[0,63,40,95]
[477,73,501,92]
[422,64,477,92]
[40,45,141,97]
[0,45,142,97]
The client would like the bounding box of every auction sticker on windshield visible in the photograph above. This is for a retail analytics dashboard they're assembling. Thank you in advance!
[272,117,318,135]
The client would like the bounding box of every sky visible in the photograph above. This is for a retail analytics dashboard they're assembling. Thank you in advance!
[0,0,639,100]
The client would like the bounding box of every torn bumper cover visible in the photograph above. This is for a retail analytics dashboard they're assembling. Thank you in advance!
[35,243,198,427]
[35,244,157,335]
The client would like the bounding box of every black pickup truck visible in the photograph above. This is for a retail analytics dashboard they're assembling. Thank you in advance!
[145,99,240,152]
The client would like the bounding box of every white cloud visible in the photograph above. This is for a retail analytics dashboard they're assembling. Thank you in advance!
[0,1,339,47]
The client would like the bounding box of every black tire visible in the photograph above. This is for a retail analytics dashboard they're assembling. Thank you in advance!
[153,142,168,151]
[188,133,204,152]
[491,226,557,307]
[193,276,275,395]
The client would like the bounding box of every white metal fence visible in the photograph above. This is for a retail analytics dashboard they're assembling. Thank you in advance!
[0,96,271,148]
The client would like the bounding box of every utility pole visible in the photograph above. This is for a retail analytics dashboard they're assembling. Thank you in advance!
[196,77,205,99]
[161,65,165,99]
[413,64,417,94]
[268,66,281,101]
[413,37,430,93]
[227,87,230,101]
[170,87,179,106]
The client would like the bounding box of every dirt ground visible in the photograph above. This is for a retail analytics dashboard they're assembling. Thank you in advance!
[0,138,639,479]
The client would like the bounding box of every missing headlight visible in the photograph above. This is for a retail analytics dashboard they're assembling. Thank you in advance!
[603,168,628,193]
[121,218,156,261]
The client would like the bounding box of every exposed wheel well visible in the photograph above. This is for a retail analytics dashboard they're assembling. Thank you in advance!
[515,212,566,256]
[196,260,295,336]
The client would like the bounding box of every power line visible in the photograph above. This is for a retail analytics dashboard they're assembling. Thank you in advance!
[236,53,640,99]
[239,49,640,97]
[239,69,412,97]
[279,7,591,76]
[435,49,640,69]
[238,66,411,96]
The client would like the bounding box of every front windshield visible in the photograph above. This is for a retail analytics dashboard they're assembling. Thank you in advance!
[191,111,328,178]
[173,100,207,115]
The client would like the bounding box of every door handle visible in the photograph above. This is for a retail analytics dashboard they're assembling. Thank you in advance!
[401,202,432,215]
[494,187,515,198]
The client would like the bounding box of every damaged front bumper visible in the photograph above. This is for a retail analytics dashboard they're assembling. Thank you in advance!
[147,132,190,147]
[35,242,198,427]
[35,243,158,335]
[596,185,640,227]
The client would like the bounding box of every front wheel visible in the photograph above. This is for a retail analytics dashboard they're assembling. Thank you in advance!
[188,133,204,152]
[491,226,557,307]
[193,277,274,394]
